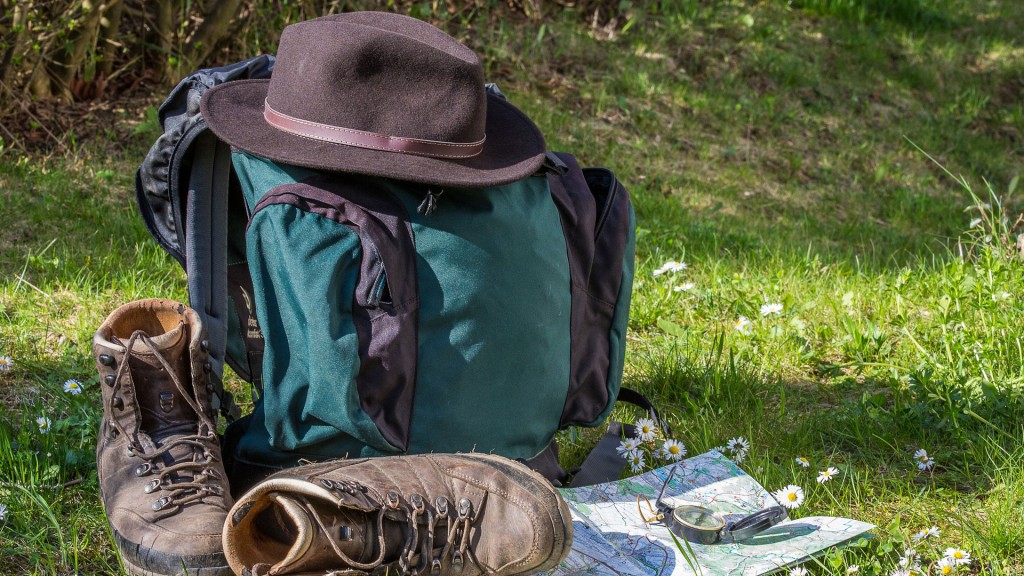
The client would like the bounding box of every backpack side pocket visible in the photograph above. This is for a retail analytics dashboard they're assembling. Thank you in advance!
[246,175,419,455]
[548,154,636,428]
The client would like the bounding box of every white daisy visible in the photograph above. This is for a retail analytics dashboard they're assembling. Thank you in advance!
[760,302,783,316]
[0,502,6,520]
[817,466,839,484]
[914,448,935,471]
[712,446,727,454]
[912,525,940,541]
[0,355,12,371]
[63,379,83,395]
[734,316,752,335]
[846,566,860,574]
[616,437,641,457]
[728,437,750,453]
[935,557,956,575]
[635,418,657,442]
[969,217,983,229]
[661,439,686,461]
[653,261,687,276]
[789,567,808,576]
[772,484,804,509]
[943,548,970,566]
[674,282,695,292]
[898,549,919,570]
[795,456,810,468]
[36,416,52,434]
[888,570,911,576]
[629,452,646,473]
[732,450,747,464]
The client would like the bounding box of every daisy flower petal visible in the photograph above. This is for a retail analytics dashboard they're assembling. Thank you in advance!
[816,466,839,484]
[662,439,686,461]
[734,316,752,335]
[653,261,687,276]
[635,418,657,442]
[772,484,804,509]
[943,548,970,566]
[35,416,52,434]
[63,379,83,395]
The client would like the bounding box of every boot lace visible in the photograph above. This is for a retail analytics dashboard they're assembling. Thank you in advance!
[107,330,225,512]
[313,484,477,576]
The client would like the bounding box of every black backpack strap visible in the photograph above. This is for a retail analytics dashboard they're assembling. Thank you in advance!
[185,131,241,422]
[567,387,668,487]
[523,441,570,487]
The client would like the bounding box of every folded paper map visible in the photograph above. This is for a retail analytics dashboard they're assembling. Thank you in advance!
[545,450,874,576]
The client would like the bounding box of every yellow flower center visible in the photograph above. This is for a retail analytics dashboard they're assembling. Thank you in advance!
[953,551,963,559]
[941,567,952,575]
[918,456,928,462]
[787,493,798,501]
[669,446,679,454]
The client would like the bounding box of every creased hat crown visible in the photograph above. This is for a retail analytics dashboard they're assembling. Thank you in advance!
[200,11,547,187]
[267,16,487,145]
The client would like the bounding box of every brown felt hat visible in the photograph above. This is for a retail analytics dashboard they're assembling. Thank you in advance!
[200,12,547,187]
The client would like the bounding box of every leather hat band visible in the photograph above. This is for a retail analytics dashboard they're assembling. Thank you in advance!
[263,99,486,159]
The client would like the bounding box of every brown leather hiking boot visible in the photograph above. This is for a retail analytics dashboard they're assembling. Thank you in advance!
[222,453,573,576]
[94,298,233,575]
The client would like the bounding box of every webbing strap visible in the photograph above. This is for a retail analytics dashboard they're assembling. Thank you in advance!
[185,130,241,422]
[566,387,670,487]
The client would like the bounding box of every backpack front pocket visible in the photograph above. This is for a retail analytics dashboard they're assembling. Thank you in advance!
[247,175,419,453]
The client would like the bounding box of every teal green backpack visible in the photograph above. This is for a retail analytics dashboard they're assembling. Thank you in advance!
[136,58,639,491]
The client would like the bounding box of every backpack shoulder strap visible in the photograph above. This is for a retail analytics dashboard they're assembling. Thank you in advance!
[184,131,239,421]
[134,55,275,423]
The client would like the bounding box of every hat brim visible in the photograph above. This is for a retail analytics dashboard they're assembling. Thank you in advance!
[200,79,547,188]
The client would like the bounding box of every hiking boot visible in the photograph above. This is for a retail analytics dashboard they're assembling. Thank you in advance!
[94,298,233,576]
[222,453,573,576]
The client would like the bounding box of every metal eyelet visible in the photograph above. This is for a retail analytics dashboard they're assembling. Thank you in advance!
[203,361,212,373]
[112,396,124,410]
[386,491,401,509]
[152,496,172,511]
[435,496,448,517]
[144,479,161,494]
[457,498,472,519]
[320,479,335,490]
[452,550,465,574]
[104,375,116,386]
[431,559,442,576]
[135,463,152,476]
[200,339,209,352]
[410,494,424,510]
[98,354,115,367]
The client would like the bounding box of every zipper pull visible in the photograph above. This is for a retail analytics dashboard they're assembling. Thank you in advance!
[417,188,444,215]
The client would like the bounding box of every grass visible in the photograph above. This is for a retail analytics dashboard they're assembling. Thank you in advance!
[1,0,1023,574]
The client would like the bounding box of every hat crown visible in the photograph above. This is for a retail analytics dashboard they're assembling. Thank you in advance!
[266,15,486,145]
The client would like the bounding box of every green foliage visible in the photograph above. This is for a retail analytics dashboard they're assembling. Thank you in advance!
[783,0,953,27]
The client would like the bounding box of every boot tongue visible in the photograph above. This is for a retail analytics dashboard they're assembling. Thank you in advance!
[120,322,199,435]
[269,495,384,574]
